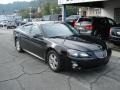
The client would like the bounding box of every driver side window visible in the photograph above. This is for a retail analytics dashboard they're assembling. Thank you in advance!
[31,25,42,36]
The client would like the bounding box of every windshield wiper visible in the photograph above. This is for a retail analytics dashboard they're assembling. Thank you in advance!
[50,34,79,39]
[50,36,65,38]
[66,34,78,38]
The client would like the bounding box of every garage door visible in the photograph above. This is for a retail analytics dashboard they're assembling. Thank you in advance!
[114,8,120,24]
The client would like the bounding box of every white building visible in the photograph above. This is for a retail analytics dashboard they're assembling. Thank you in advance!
[101,0,120,23]
[58,0,120,23]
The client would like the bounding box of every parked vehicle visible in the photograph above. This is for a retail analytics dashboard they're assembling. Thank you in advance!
[66,15,81,27]
[0,20,8,27]
[41,15,51,21]
[110,26,120,45]
[13,22,111,72]
[74,16,117,40]
[42,14,62,21]
[7,21,17,29]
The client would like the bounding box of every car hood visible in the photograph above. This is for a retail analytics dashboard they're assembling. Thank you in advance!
[48,36,106,51]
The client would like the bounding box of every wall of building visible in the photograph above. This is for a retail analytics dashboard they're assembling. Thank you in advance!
[79,7,101,17]
[101,0,120,19]
[58,0,106,5]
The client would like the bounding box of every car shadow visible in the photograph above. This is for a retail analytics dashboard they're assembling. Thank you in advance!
[59,63,115,83]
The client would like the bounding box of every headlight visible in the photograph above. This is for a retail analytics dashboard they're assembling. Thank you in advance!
[117,32,120,35]
[67,49,89,58]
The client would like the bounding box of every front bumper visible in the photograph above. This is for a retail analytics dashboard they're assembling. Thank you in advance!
[62,49,111,68]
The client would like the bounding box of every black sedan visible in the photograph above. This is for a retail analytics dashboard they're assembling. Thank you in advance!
[13,22,111,72]
[110,26,120,45]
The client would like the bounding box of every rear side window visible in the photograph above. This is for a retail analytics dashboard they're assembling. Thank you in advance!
[93,18,107,25]
[108,18,116,26]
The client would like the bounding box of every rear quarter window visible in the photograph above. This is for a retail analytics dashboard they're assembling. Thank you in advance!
[93,18,107,25]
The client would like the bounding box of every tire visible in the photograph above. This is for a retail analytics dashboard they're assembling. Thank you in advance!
[15,39,23,52]
[7,27,9,29]
[47,50,63,72]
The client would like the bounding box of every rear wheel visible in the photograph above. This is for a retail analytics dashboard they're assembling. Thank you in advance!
[15,39,23,52]
[47,50,63,72]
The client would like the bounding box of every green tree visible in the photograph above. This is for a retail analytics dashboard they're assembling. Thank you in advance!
[42,2,51,15]
[19,9,30,18]
[66,6,79,16]
[50,2,61,14]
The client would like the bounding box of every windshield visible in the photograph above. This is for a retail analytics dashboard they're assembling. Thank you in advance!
[42,23,79,38]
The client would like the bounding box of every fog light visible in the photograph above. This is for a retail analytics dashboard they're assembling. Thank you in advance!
[72,62,78,68]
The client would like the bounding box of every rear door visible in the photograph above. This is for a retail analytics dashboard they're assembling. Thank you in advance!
[20,24,32,51]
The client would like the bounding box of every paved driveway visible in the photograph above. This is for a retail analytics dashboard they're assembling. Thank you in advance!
[0,29,120,90]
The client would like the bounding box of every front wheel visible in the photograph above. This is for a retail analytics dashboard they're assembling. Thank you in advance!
[15,39,23,52]
[47,50,63,72]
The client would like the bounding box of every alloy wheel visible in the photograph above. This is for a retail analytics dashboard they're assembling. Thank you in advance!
[49,53,59,71]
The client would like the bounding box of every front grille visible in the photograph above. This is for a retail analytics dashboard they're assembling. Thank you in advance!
[94,50,107,59]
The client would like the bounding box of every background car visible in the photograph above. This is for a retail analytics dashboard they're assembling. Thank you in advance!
[7,21,17,29]
[13,22,111,72]
[110,26,120,45]
[42,14,62,21]
[74,16,117,40]
[0,20,8,27]
[66,15,81,27]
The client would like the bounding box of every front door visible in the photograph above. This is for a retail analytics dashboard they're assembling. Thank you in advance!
[29,25,46,59]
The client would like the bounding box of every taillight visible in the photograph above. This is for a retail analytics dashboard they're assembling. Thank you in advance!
[73,22,76,27]
[85,25,93,30]
[72,20,76,27]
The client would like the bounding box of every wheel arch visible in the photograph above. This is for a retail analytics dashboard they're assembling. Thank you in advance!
[45,47,57,62]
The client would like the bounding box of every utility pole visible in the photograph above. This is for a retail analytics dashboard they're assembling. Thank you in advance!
[51,9,54,15]
[29,7,32,21]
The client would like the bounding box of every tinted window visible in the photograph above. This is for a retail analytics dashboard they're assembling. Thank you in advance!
[31,25,41,36]
[22,25,32,34]
[42,24,79,37]
[108,18,116,26]
[93,18,107,25]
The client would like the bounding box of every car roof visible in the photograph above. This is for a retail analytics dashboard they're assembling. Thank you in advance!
[26,21,62,26]
[80,16,107,19]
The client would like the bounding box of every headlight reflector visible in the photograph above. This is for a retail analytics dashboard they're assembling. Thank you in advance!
[67,49,89,58]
